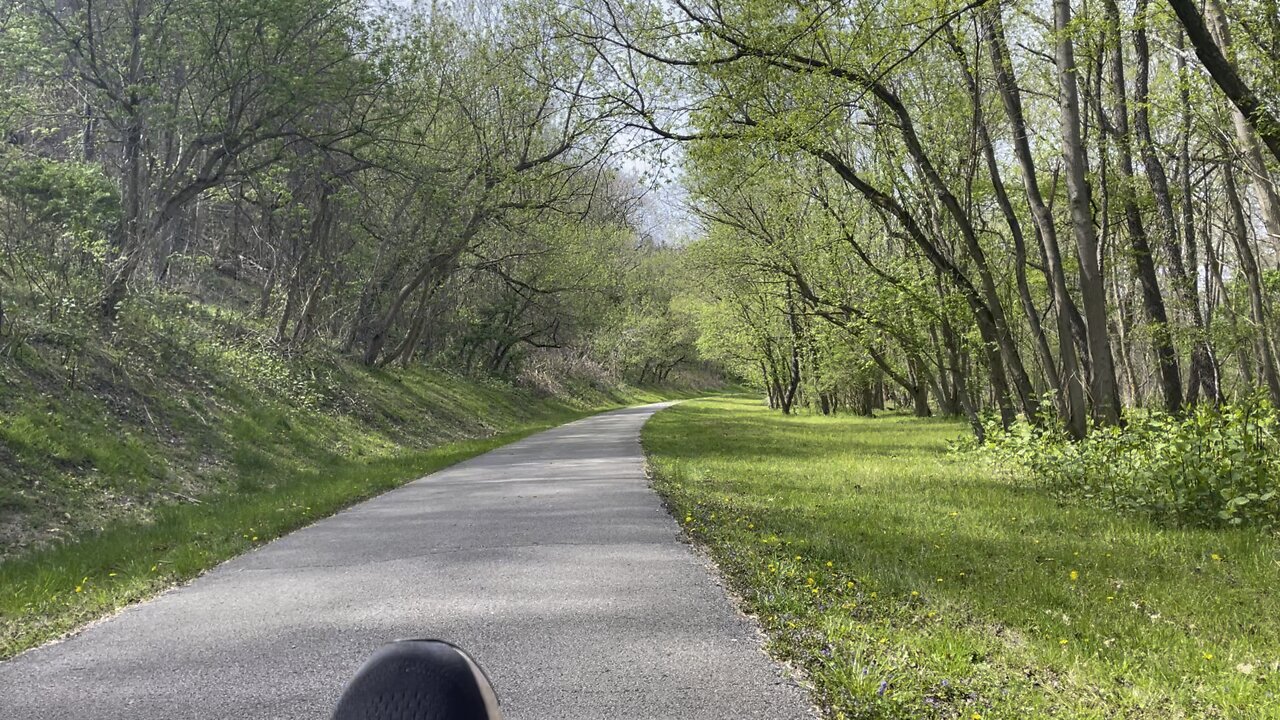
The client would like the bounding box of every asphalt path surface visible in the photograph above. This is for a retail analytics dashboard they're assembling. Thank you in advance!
[0,402,814,719]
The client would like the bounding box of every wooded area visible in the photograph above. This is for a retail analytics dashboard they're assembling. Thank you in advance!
[0,0,697,385]
[5,2,1280,711]
[575,0,1280,439]
[4,0,1280,436]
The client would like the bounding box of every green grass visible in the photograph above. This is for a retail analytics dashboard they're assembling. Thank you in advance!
[0,291,698,659]
[0,416,571,659]
[642,396,1280,719]
[1,387,694,659]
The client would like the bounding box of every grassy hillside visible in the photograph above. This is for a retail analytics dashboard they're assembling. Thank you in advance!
[644,397,1280,719]
[0,291,686,658]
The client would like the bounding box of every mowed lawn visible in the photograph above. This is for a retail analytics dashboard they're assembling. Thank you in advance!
[643,397,1280,719]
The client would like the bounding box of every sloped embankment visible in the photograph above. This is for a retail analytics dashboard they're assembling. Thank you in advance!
[0,294,676,658]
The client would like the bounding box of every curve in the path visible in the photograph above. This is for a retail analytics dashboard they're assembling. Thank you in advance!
[0,402,814,720]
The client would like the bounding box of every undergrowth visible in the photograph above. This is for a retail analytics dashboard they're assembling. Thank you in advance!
[972,397,1280,529]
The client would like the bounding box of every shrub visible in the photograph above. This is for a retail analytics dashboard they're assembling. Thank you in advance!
[974,397,1280,529]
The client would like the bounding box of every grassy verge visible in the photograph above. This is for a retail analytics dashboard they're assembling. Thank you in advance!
[1,413,569,658]
[643,396,1280,719]
[0,396,687,661]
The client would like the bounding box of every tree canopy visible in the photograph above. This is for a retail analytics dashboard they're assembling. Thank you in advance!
[4,0,1280,432]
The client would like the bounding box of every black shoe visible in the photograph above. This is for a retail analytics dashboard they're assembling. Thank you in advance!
[332,639,502,720]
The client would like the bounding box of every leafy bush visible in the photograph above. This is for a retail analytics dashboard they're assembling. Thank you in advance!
[974,397,1280,528]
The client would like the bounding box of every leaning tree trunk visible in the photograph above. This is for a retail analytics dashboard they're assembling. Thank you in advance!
[944,27,1063,422]
[984,8,1088,437]
[1170,0,1280,165]
[1203,0,1280,253]
[868,82,1039,421]
[814,150,1018,426]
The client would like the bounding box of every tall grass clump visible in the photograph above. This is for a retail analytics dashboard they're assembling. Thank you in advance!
[976,396,1280,528]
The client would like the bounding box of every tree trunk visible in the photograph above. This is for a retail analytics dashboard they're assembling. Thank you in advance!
[780,287,803,415]
[81,101,96,162]
[99,3,147,323]
[1053,0,1123,425]
[945,27,1062,420]
[984,8,1087,437]
[1103,0,1184,413]
[1132,8,1212,403]
[1204,215,1254,390]
[910,382,932,418]
[100,113,144,322]
[1224,164,1280,404]
[867,82,1039,421]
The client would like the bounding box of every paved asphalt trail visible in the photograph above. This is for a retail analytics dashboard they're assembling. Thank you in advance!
[0,403,814,719]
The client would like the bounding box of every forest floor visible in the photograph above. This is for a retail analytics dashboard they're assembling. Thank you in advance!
[643,397,1280,719]
[0,291,693,659]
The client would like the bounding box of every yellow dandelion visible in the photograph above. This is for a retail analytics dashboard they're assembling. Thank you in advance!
[911,590,920,597]
[1203,652,1214,660]
[1211,553,1222,562]
[1069,570,1079,581]
[826,561,833,568]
